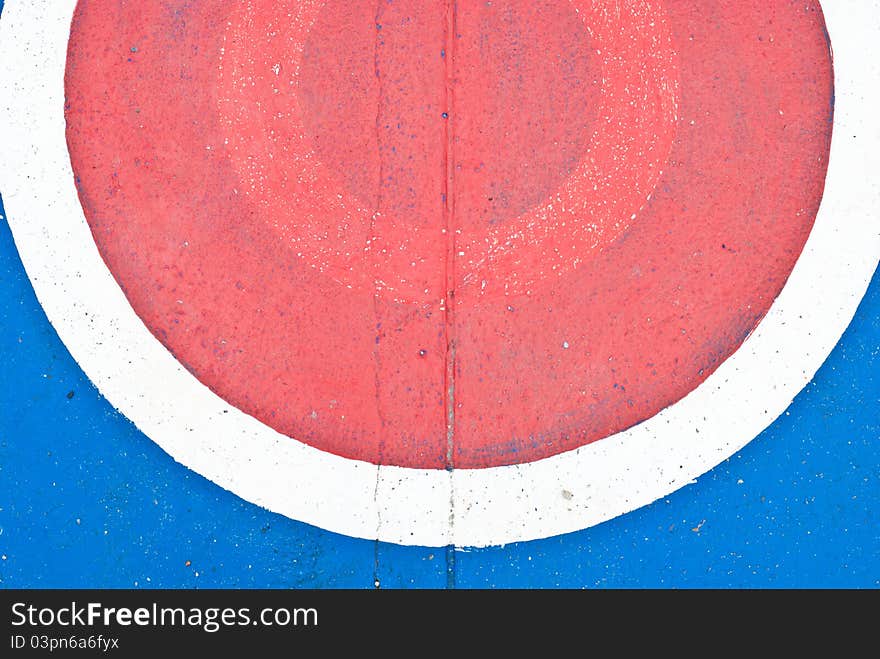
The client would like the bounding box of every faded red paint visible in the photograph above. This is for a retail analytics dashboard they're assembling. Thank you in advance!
[65,0,832,468]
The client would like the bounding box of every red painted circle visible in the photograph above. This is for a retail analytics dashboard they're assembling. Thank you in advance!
[65,0,832,468]
[297,0,600,226]
[215,0,677,300]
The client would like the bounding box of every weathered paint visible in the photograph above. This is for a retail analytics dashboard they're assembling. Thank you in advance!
[1,196,878,586]
[0,0,877,548]
[1,0,879,582]
[63,1,829,469]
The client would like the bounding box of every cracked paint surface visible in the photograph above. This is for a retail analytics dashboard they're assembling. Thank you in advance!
[65,0,832,469]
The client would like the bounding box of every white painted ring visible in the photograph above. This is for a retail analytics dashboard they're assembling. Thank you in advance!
[0,0,877,547]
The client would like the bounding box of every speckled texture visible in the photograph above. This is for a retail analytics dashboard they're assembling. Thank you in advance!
[1,194,877,586]
[2,0,878,577]
[64,0,831,468]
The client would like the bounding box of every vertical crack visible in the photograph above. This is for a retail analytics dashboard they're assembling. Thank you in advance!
[441,1,457,471]
[372,464,382,589]
[371,0,386,589]
[442,0,458,589]
[371,6,386,432]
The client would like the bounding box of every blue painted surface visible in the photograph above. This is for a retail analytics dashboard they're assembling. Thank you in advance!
[1,0,877,588]
[2,186,877,588]
[0,191,446,589]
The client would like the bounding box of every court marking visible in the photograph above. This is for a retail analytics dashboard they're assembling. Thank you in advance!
[0,0,877,546]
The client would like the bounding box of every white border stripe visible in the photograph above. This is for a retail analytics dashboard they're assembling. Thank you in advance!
[1,0,877,547]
